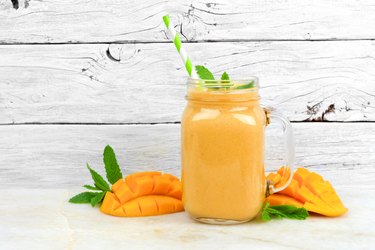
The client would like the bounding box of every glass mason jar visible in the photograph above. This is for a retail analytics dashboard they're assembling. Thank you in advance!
[181,78,294,224]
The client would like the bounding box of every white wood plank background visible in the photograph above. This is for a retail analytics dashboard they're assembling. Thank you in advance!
[1,123,374,188]
[1,0,375,43]
[1,41,374,123]
[0,0,374,189]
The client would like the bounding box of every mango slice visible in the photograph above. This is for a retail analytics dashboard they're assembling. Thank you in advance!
[100,172,183,217]
[266,167,348,217]
[265,194,304,207]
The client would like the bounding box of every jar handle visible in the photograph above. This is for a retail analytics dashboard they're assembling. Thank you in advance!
[264,108,295,195]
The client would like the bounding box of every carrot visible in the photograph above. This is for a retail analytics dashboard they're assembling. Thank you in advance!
[266,167,348,217]
[100,172,184,217]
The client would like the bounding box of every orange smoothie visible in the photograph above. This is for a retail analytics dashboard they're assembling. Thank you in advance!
[181,87,267,223]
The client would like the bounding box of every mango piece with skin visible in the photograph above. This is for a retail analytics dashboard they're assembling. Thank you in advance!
[266,167,348,217]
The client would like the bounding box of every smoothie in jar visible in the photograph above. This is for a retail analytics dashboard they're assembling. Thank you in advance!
[163,15,295,224]
[181,79,267,223]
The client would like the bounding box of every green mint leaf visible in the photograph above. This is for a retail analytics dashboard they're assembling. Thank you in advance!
[87,163,111,192]
[266,207,289,219]
[220,72,231,90]
[261,212,272,221]
[235,80,254,90]
[103,145,123,184]
[262,202,270,211]
[269,205,300,214]
[287,209,309,220]
[271,205,309,220]
[83,184,100,191]
[90,191,107,207]
[261,208,272,221]
[221,72,229,80]
[261,202,271,221]
[69,192,100,204]
[195,65,215,80]
[261,202,309,221]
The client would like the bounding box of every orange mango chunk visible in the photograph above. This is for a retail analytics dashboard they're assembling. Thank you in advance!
[100,172,184,217]
[265,194,303,207]
[266,167,348,217]
[278,179,299,197]
[102,195,183,217]
[167,180,183,199]
[100,192,121,214]
[303,202,345,217]
[266,172,281,185]
[277,166,291,178]
[275,166,291,188]
[293,168,311,187]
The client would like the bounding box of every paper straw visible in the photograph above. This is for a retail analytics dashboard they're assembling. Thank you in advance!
[163,15,199,79]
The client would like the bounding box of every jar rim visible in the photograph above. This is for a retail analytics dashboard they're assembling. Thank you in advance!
[187,77,259,91]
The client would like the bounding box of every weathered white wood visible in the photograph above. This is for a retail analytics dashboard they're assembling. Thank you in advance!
[1,41,374,123]
[1,0,375,43]
[0,123,374,188]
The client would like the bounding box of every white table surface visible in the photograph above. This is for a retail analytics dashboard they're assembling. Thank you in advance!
[1,187,374,250]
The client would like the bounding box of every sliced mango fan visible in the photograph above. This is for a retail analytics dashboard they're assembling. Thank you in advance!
[266,167,348,217]
[101,172,183,217]
[69,145,183,217]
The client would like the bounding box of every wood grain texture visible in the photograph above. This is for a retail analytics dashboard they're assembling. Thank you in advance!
[0,123,374,188]
[1,41,374,123]
[1,0,375,43]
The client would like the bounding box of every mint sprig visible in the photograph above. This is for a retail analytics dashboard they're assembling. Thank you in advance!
[235,80,254,90]
[261,202,309,221]
[103,145,123,184]
[221,72,229,80]
[87,163,110,192]
[195,65,215,80]
[69,192,100,204]
[69,145,124,207]
[90,191,107,207]
[83,184,100,191]
[194,66,254,89]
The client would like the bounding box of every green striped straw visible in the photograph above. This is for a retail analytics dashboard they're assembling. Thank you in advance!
[163,15,199,79]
